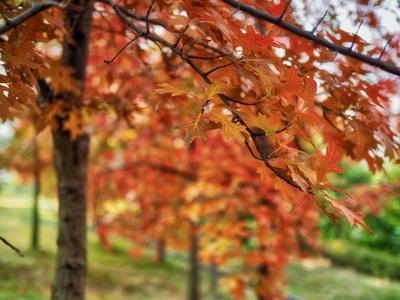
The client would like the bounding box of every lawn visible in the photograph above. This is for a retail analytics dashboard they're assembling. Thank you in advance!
[1,189,400,300]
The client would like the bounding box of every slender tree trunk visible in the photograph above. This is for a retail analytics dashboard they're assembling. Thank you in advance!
[31,131,40,250]
[156,239,166,264]
[209,258,218,299]
[51,1,93,299]
[189,222,200,300]
[257,263,268,300]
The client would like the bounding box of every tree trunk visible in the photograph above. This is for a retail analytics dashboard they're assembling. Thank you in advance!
[51,0,93,299]
[257,263,268,300]
[31,130,40,250]
[156,239,166,264]
[209,258,218,299]
[189,222,200,300]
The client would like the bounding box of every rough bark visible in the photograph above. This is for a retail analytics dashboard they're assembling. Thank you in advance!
[31,131,40,250]
[51,0,93,299]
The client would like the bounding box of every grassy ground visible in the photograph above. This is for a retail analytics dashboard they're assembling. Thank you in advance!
[1,189,400,299]
[286,261,400,300]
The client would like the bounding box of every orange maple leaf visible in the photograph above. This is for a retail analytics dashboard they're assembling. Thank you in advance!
[62,107,84,140]
[315,144,346,182]
[329,198,373,234]
[275,66,304,103]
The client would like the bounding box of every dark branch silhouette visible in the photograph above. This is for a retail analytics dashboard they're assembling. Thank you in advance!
[0,236,25,257]
[220,0,400,76]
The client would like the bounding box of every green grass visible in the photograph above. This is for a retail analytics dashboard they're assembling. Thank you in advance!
[286,262,400,300]
[2,191,400,299]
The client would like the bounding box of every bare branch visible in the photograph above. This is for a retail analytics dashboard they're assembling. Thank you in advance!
[350,20,363,51]
[220,0,400,76]
[245,139,263,160]
[312,10,328,34]
[278,0,292,21]
[379,39,391,59]
[0,236,24,257]
[145,0,155,35]
[225,95,263,106]
[204,62,235,76]
[0,0,62,34]
[104,33,143,63]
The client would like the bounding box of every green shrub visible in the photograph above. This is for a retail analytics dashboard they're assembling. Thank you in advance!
[324,240,400,280]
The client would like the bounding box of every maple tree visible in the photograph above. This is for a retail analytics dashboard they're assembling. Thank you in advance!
[1,0,399,299]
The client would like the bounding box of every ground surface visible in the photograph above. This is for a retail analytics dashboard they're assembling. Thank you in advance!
[1,190,400,300]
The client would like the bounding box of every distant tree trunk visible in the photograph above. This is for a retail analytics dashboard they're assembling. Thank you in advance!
[51,0,93,299]
[31,130,40,250]
[189,222,200,300]
[257,262,268,300]
[209,258,218,299]
[156,239,166,264]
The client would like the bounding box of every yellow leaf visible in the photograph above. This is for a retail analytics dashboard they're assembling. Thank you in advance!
[205,81,231,100]
[155,83,194,97]
[210,110,247,144]
[175,113,208,146]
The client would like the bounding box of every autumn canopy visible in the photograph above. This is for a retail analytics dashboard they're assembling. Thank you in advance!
[0,0,399,299]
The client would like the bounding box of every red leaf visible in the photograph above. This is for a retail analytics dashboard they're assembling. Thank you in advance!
[315,144,346,182]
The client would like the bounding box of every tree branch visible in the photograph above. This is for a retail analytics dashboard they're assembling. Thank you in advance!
[220,0,400,76]
[0,0,66,35]
[0,236,24,257]
[100,0,312,194]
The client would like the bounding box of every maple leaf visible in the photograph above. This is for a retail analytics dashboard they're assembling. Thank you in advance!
[62,107,84,140]
[303,75,317,109]
[154,83,194,97]
[205,81,232,100]
[8,82,41,115]
[254,113,279,142]
[344,120,378,155]
[309,194,341,224]
[288,164,309,192]
[275,66,304,103]
[210,110,247,144]
[39,62,80,95]
[38,102,67,132]
[329,198,372,234]
[315,144,346,182]
[235,25,282,55]
[175,113,209,146]
[0,87,13,123]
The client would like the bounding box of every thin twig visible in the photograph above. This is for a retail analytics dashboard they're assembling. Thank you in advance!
[145,0,156,35]
[312,10,328,34]
[278,0,292,21]
[225,95,263,106]
[204,62,235,76]
[323,111,342,132]
[186,53,229,60]
[104,34,143,63]
[0,4,11,24]
[0,236,24,257]
[350,20,363,50]
[230,6,240,15]
[379,39,391,59]
[245,139,263,160]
